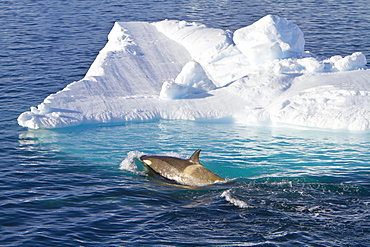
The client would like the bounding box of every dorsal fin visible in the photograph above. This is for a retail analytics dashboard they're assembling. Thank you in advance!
[189,149,201,163]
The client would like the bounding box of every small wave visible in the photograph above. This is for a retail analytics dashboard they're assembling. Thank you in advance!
[221,189,253,209]
[119,150,183,175]
[119,150,145,174]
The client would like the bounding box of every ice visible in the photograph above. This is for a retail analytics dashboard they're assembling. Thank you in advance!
[18,15,370,131]
[153,19,247,86]
[159,61,216,99]
[329,52,367,71]
[233,15,305,64]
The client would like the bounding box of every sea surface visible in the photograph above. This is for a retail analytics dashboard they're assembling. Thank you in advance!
[1,0,370,246]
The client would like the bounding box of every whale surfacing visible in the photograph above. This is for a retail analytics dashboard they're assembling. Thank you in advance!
[139,149,225,186]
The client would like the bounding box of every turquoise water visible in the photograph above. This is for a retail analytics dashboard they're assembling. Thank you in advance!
[20,121,370,184]
[12,121,370,245]
[2,0,370,245]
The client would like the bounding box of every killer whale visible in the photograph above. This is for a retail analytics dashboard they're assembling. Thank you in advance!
[139,149,225,186]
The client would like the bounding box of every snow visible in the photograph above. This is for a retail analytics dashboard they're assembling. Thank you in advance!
[233,15,305,64]
[159,61,216,99]
[18,15,370,131]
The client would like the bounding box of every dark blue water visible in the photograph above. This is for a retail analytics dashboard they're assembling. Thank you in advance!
[1,0,370,246]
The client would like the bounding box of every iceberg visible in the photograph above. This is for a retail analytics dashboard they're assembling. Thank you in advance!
[18,15,370,131]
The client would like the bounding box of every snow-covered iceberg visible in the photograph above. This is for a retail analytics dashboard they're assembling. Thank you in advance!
[18,15,370,131]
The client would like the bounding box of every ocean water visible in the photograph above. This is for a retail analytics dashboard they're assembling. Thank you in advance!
[1,0,370,246]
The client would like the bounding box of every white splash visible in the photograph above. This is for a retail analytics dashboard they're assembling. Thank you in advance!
[119,150,145,174]
[221,189,252,209]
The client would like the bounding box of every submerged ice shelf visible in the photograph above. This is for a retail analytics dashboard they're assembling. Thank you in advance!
[18,15,370,131]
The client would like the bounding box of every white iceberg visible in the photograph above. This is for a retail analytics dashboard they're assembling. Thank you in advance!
[18,15,369,131]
